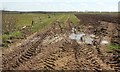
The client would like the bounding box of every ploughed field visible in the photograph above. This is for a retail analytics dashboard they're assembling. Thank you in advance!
[2,12,120,71]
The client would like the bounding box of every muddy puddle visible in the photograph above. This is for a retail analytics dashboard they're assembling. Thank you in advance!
[69,32,109,45]
[69,33,94,44]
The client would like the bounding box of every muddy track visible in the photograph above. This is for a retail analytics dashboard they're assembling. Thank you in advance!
[2,14,118,71]
[2,26,53,70]
[43,51,63,70]
[81,45,101,69]
[79,44,112,70]
[11,46,38,69]
[107,50,120,71]
[2,19,68,70]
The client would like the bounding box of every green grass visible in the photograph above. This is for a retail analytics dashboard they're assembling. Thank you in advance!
[2,31,22,41]
[14,14,49,28]
[31,14,64,32]
[57,14,67,28]
[56,13,80,28]
[9,31,22,38]
[69,14,79,25]
[1,31,22,47]
[15,14,33,28]
[107,44,120,50]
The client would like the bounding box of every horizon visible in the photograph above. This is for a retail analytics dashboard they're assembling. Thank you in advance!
[2,9,120,13]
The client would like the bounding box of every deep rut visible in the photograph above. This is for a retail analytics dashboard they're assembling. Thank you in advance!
[43,53,58,70]
[79,44,112,70]
[3,29,50,70]
[12,47,37,68]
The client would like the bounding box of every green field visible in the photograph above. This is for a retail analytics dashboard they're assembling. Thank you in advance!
[2,12,79,47]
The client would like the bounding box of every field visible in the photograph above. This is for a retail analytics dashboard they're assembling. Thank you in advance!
[1,12,120,71]
[1,12,79,47]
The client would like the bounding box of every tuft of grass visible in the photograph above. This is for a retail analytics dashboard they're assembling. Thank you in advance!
[2,31,22,41]
[107,44,120,50]
[9,31,22,38]
[1,31,22,47]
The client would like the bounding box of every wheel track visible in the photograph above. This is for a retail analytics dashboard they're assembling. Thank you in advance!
[43,53,57,70]
[84,47,101,69]
[11,47,37,68]
[3,29,51,70]
[72,41,82,68]
[3,18,66,70]
[79,44,111,70]
[43,50,64,70]
[42,42,74,70]
[108,50,120,71]
[74,44,98,70]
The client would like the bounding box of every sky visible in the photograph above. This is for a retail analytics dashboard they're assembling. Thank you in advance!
[0,0,120,12]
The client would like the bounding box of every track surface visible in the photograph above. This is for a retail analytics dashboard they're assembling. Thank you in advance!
[2,14,119,71]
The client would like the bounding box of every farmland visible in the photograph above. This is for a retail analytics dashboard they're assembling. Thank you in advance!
[1,11,120,71]
[1,12,79,47]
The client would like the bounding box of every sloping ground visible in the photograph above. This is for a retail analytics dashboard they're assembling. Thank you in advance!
[2,14,119,71]
[76,14,120,71]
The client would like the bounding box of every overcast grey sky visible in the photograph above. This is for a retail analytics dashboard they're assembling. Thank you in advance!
[0,0,120,12]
